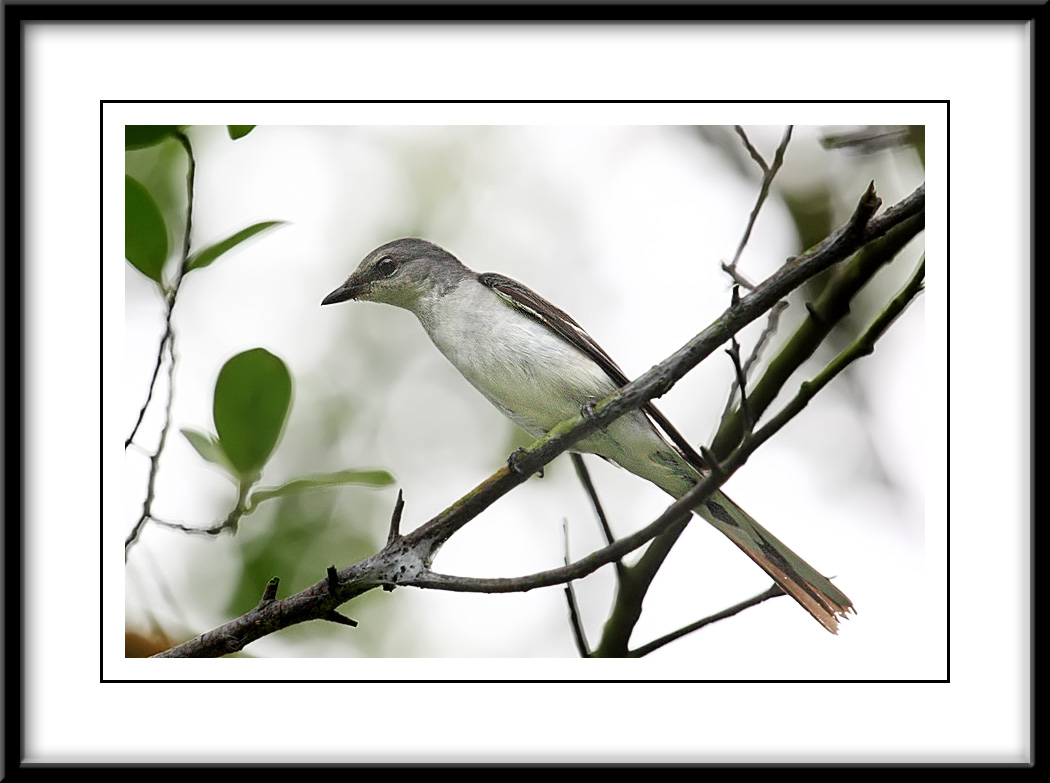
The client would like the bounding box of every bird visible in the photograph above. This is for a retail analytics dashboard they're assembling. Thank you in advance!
[322,238,854,633]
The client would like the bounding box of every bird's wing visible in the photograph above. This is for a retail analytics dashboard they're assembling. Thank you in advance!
[479,272,707,471]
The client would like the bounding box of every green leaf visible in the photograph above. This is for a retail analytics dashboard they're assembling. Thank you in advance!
[125,175,170,284]
[185,221,286,273]
[125,125,180,149]
[248,469,396,510]
[228,125,256,140]
[213,349,292,479]
[181,427,236,474]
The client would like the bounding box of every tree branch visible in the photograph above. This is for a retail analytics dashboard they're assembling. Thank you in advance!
[711,195,925,460]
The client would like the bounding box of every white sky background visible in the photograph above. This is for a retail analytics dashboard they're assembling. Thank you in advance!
[24,23,1027,763]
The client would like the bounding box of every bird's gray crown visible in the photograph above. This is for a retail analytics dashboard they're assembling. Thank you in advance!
[321,237,475,310]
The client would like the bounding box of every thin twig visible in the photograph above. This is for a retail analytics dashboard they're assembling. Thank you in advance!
[570,453,628,585]
[570,454,617,549]
[561,519,590,657]
[723,125,793,288]
[723,286,755,435]
[124,333,178,558]
[720,299,789,422]
[725,337,753,436]
[125,129,197,557]
[733,125,770,174]
[125,319,171,449]
[629,583,786,657]
[739,300,789,382]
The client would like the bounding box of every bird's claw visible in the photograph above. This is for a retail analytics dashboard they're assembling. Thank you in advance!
[508,447,543,478]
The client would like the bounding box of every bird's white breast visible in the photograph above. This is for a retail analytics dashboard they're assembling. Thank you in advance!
[419,282,619,438]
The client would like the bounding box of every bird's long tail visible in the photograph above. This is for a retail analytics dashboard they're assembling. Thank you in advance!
[588,409,854,633]
[696,489,855,634]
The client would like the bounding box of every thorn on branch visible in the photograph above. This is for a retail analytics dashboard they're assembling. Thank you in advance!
[326,565,340,594]
[386,489,405,545]
[849,181,882,237]
[257,577,280,607]
[321,611,358,628]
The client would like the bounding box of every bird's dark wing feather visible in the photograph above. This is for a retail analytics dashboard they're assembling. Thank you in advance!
[479,272,707,472]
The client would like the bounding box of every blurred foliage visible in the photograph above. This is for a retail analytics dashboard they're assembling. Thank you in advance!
[185,220,286,272]
[125,630,175,658]
[819,125,912,156]
[125,124,181,150]
[124,174,170,284]
[249,470,395,507]
[127,126,399,656]
[227,124,256,140]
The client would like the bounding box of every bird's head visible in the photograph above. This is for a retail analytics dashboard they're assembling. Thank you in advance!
[321,238,470,313]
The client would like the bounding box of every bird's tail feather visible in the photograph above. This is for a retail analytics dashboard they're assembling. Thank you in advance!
[697,489,855,634]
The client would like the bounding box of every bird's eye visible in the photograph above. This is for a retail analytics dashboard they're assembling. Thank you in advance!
[375,256,398,278]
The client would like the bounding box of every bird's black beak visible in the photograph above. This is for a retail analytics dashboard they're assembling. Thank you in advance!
[321,278,364,306]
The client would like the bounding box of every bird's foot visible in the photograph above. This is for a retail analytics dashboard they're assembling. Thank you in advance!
[580,400,599,423]
[508,447,543,478]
